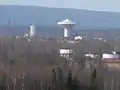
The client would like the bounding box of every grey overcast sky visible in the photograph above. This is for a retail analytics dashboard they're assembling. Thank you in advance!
[0,0,120,12]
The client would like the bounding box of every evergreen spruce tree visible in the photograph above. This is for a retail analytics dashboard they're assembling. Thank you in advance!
[90,69,97,90]
[0,74,7,90]
[52,68,56,84]
[52,68,56,90]
[91,69,97,84]
[44,84,47,90]
[48,84,51,90]
[66,70,72,90]
[56,66,64,90]
[59,68,64,90]
[68,70,72,86]
[56,66,61,82]
[72,76,80,90]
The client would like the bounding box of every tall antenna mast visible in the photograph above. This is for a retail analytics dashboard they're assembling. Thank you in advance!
[8,16,11,28]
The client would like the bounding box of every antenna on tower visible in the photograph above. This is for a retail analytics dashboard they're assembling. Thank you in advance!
[8,16,11,28]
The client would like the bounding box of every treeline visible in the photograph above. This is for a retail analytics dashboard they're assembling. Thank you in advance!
[0,66,99,90]
[0,37,118,90]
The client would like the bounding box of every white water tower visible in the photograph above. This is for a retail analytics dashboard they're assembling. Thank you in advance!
[57,19,75,38]
[29,24,36,38]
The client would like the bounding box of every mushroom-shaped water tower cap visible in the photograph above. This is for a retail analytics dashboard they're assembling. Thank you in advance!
[57,19,75,25]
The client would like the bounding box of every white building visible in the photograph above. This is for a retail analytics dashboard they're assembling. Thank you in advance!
[29,24,36,38]
[60,49,73,60]
[74,36,83,40]
[102,53,120,62]
[102,53,120,69]
[84,53,99,58]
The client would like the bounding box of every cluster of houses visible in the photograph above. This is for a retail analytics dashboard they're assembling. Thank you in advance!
[59,48,120,70]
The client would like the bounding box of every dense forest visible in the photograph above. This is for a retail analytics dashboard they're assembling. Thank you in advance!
[0,37,119,90]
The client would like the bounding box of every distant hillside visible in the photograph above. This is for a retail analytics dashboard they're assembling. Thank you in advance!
[0,5,120,28]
